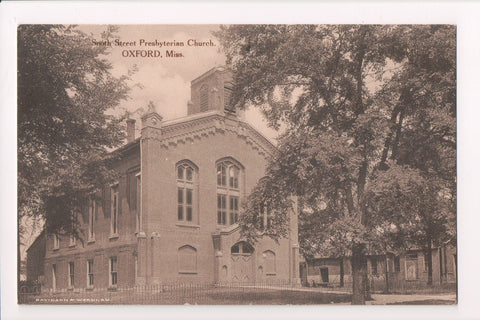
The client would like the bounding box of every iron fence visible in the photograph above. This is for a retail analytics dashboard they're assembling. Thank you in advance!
[19,280,353,305]
[369,277,457,294]
[302,277,456,295]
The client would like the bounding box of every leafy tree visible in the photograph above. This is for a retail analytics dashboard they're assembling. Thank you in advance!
[216,25,455,303]
[365,25,456,285]
[18,25,132,247]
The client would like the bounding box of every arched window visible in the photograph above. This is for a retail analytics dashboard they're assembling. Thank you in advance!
[200,85,209,112]
[258,204,273,230]
[256,177,273,230]
[176,161,197,223]
[216,159,242,226]
[231,241,254,255]
[263,250,276,275]
[221,265,228,278]
[178,245,197,274]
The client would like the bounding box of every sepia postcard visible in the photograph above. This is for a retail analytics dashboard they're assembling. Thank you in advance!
[5,2,480,320]
[16,23,457,307]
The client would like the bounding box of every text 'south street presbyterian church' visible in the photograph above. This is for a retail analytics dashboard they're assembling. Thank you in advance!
[40,67,300,291]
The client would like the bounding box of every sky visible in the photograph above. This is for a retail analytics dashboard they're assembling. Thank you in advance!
[77,25,279,142]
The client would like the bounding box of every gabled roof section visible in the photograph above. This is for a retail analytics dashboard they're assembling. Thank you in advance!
[144,111,276,159]
[26,230,46,253]
[109,137,141,162]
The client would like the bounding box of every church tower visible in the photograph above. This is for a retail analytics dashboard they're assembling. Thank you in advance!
[188,66,245,120]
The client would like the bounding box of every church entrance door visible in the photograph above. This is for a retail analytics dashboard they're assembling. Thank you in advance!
[230,241,255,283]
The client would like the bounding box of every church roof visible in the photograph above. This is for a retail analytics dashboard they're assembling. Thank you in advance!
[142,110,277,159]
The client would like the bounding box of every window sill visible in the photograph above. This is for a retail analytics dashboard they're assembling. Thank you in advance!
[178,271,198,275]
[266,273,277,276]
[87,239,96,244]
[176,223,200,229]
[107,286,118,291]
[52,247,59,251]
[109,234,119,240]
[68,244,76,248]
[216,224,238,232]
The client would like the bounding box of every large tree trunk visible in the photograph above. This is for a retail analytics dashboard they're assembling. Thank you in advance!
[426,240,433,285]
[351,243,368,304]
[385,255,390,293]
[340,259,344,288]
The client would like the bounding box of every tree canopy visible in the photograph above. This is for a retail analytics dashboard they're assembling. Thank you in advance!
[18,25,132,236]
[216,25,456,303]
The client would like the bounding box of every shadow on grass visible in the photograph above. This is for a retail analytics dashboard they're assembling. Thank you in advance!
[201,289,352,305]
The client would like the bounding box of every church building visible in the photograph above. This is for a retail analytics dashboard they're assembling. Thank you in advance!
[41,67,300,291]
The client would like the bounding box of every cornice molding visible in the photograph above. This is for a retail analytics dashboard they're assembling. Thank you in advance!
[141,113,276,159]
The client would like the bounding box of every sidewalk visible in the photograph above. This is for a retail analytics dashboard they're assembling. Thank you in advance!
[240,284,456,305]
[368,293,457,305]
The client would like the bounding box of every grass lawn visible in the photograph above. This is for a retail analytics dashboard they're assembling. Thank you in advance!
[196,288,352,305]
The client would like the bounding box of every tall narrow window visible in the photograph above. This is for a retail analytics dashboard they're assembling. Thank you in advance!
[111,185,119,236]
[200,85,209,112]
[53,234,59,250]
[176,161,196,223]
[88,196,95,241]
[69,234,76,247]
[52,264,57,292]
[261,205,273,229]
[371,258,378,275]
[217,194,227,225]
[229,196,239,225]
[69,212,76,247]
[217,163,226,186]
[405,254,418,280]
[216,159,242,226]
[87,259,94,287]
[229,166,239,189]
[109,257,118,286]
[134,256,138,283]
[394,256,401,272]
[224,84,234,113]
[68,262,75,287]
